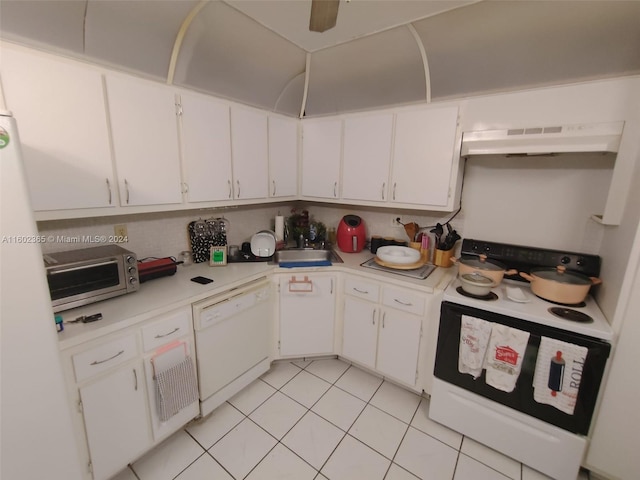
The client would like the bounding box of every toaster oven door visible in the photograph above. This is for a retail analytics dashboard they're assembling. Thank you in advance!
[47,259,122,305]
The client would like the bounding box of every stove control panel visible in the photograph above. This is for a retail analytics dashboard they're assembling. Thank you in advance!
[461,239,601,278]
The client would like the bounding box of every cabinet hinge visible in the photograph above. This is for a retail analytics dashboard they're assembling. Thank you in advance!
[175,101,183,117]
[278,340,281,352]
[415,369,419,384]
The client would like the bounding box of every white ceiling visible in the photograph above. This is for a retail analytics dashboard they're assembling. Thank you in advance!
[1,1,639,117]
[225,0,476,52]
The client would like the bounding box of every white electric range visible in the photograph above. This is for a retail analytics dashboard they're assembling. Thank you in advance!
[430,239,613,480]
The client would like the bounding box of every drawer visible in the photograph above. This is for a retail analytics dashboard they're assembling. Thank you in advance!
[344,276,380,303]
[73,334,138,383]
[382,286,425,316]
[141,307,192,352]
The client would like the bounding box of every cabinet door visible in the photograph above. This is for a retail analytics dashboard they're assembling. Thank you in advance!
[80,362,151,480]
[301,119,342,199]
[391,106,458,207]
[279,275,335,356]
[230,107,269,200]
[1,47,115,211]
[268,115,298,198]
[180,92,233,202]
[342,297,378,369]
[342,113,393,202]
[105,75,183,206]
[376,309,422,386]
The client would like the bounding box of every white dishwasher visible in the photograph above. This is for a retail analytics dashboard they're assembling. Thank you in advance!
[193,279,272,417]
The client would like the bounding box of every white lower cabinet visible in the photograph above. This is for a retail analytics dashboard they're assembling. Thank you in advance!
[80,360,151,480]
[279,274,336,356]
[63,307,198,480]
[341,276,425,388]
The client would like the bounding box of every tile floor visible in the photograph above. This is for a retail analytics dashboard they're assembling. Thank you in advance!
[112,358,591,480]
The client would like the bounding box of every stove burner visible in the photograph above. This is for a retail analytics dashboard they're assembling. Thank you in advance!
[548,307,593,323]
[456,286,498,301]
[536,295,586,308]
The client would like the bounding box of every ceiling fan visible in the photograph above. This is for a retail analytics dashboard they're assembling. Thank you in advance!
[309,0,340,33]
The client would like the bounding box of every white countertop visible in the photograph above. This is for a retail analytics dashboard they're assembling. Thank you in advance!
[56,250,455,350]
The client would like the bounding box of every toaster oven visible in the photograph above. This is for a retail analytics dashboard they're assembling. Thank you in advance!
[43,245,139,312]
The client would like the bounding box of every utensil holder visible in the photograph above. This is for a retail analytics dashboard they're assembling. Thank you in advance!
[434,248,454,267]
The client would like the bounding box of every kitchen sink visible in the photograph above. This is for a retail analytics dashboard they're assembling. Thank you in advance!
[270,248,343,265]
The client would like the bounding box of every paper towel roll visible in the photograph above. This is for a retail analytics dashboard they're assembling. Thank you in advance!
[275,215,284,241]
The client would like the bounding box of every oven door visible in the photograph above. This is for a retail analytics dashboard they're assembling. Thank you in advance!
[433,301,610,435]
[47,258,125,310]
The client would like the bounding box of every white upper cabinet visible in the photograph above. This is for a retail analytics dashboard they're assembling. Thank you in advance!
[230,106,269,200]
[105,74,183,207]
[342,113,393,202]
[391,105,459,208]
[301,118,342,199]
[1,46,115,211]
[268,115,298,198]
[179,92,233,203]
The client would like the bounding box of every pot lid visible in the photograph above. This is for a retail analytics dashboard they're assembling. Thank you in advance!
[461,273,494,286]
[459,254,506,272]
[531,266,592,285]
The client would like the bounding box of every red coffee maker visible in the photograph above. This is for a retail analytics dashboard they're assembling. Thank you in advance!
[337,215,366,253]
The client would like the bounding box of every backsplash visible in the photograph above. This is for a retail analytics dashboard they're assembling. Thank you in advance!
[37,202,458,259]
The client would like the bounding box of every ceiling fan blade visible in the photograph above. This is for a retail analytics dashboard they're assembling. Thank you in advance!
[309,0,340,33]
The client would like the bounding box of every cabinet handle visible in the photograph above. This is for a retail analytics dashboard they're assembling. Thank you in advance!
[237,180,241,198]
[228,180,232,199]
[393,182,397,201]
[381,182,385,200]
[372,309,376,325]
[353,287,369,294]
[90,349,124,366]
[333,181,337,198]
[106,178,112,205]
[154,327,180,339]
[124,179,130,204]
[133,368,138,391]
[331,279,334,294]
[382,312,386,328]
[272,180,276,196]
[394,298,413,306]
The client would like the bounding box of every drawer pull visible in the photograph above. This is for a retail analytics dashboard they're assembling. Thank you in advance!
[154,327,180,339]
[353,287,369,294]
[90,349,125,366]
[394,298,413,307]
[133,368,138,391]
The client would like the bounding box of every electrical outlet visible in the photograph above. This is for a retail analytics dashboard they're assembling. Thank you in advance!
[113,224,128,241]
[392,215,404,227]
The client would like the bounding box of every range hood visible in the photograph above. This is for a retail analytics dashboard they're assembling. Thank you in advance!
[461,121,624,156]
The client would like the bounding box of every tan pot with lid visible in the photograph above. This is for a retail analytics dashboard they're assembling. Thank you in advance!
[451,254,517,285]
[519,266,602,304]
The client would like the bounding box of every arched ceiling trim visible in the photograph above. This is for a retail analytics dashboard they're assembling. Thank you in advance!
[407,23,431,103]
[299,53,312,118]
[274,70,306,114]
[167,0,208,85]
